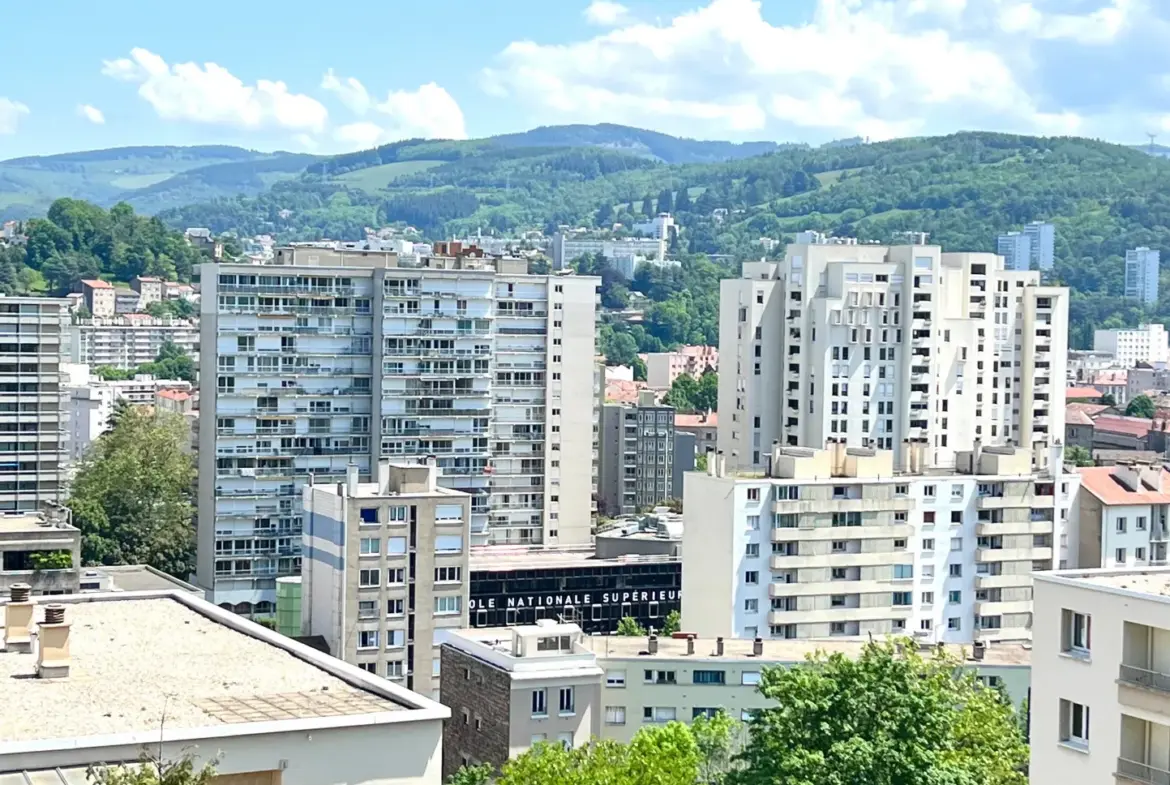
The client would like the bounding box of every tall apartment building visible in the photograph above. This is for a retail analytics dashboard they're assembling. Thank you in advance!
[197,246,598,612]
[1030,567,1170,784]
[682,442,1076,644]
[997,222,1055,272]
[1093,323,1170,367]
[69,316,199,370]
[0,297,68,512]
[1125,246,1161,306]
[302,460,470,698]
[598,391,675,515]
[718,241,1069,471]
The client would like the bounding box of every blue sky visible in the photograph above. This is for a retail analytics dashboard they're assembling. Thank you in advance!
[0,0,1162,159]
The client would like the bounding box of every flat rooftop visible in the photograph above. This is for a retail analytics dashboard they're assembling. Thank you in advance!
[1054,569,1170,598]
[580,635,1032,667]
[0,514,76,537]
[469,547,679,571]
[0,595,417,744]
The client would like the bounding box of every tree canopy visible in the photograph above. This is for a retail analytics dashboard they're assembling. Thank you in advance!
[94,340,196,383]
[1126,393,1157,419]
[495,724,700,785]
[728,638,1029,785]
[67,407,196,576]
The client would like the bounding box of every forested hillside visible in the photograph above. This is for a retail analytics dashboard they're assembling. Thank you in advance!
[0,199,208,295]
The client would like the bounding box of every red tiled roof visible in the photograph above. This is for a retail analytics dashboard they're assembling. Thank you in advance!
[157,389,190,401]
[1066,386,1104,400]
[605,380,646,403]
[1091,415,1153,438]
[675,413,717,428]
[1094,370,1128,386]
[1067,402,1110,417]
[81,279,113,289]
[1078,466,1170,505]
[1066,408,1096,426]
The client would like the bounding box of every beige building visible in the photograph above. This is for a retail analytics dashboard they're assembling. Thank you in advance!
[1031,567,1170,785]
[682,442,1075,645]
[0,507,80,597]
[718,240,1069,472]
[0,589,448,784]
[80,279,115,317]
[0,297,69,511]
[302,460,470,699]
[198,245,598,613]
[439,622,1030,775]
[130,275,165,307]
[644,346,717,390]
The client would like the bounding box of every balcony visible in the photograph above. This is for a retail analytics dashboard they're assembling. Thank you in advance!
[975,547,1051,562]
[1119,714,1170,784]
[1117,758,1170,785]
[974,573,1030,589]
[772,497,913,515]
[975,521,1052,536]
[1119,664,1170,694]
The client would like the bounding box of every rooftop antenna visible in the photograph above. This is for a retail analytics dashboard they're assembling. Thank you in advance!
[1149,132,1158,155]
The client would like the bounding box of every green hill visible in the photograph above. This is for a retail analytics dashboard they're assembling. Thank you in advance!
[0,145,319,221]
[156,130,1170,350]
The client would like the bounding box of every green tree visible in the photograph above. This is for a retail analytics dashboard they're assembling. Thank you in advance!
[675,186,692,212]
[632,356,647,381]
[1066,445,1094,467]
[444,763,493,785]
[657,188,675,215]
[641,194,655,215]
[1127,393,1157,419]
[496,724,700,785]
[663,374,700,412]
[1102,392,1118,407]
[616,616,647,636]
[728,638,1028,785]
[138,340,196,383]
[695,370,718,412]
[107,398,133,430]
[95,365,133,381]
[67,408,196,577]
[88,751,217,785]
[661,609,681,636]
[691,710,745,785]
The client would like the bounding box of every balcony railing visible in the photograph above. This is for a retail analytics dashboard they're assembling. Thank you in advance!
[1119,664,1170,694]
[1117,758,1170,785]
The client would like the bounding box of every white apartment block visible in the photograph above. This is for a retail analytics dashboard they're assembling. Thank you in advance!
[1126,247,1161,306]
[69,316,199,370]
[718,242,1069,472]
[1031,567,1170,785]
[682,442,1076,645]
[1070,464,1170,569]
[1094,323,1170,368]
[197,247,598,613]
[63,364,191,460]
[0,297,69,512]
[302,461,470,698]
[550,232,666,270]
[997,222,1055,272]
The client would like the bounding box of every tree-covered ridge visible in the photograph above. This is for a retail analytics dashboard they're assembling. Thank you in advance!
[0,198,210,296]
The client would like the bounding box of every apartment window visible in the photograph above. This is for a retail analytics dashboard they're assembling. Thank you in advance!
[920,619,933,631]
[358,569,379,588]
[1117,517,1127,533]
[644,670,677,684]
[1059,700,1090,749]
[359,537,380,555]
[693,670,726,685]
[1137,547,1148,561]
[978,615,1002,630]
[605,706,626,725]
[950,537,963,551]
[741,671,761,685]
[1061,610,1091,657]
[435,596,462,615]
[385,536,407,555]
[922,538,935,551]
[435,566,462,583]
[387,598,404,616]
[1138,516,1148,531]
[747,515,761,530]
[357,600,378,619]
[892,592,912,606]
[950,484,963,500]
[559,687,576,715]
[745,571,759,585]
[948,590,962,604]
[531,733,547,746]
[387,568,405,584]
[1115,548,1127,564]
[747,487,760,501]
[949,564,962,578]
[744,598,758,614]
[360,508,379,524]
[895,484,909,496]
[893,564,913,580]
[922,592,934,605]
[947,617,962,631]
[358,630,379,650]
[386,630,404,648]
[643,706,677,723]
[923,485,936,499]
[531,689,548,717]
[951,511,962,524]
[358,662,376,674]
[606,670,626,687]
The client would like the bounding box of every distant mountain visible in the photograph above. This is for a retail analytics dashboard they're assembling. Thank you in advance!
[488,123,789,163]
[0,145,320,221]
[1133,143,1170,158]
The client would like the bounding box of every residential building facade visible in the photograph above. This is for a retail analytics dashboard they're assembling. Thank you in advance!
[302,460,470,698]
[64,365,191,460]
[439,623,1030,776]
[1070,464,1170,569]
[1126,247,1161,306]
[598,391,675,515]
[682,442,1076,644]
[1030,568,1170,785]
[717,242,1069,472]
[69,316,199,370]
[0,297,69,511]
[550,232,666,270]
[196,246,598,612]
[997,222,1054,272]
[0,507,80,597]
[644,346,718,390]
[1093,323,1169,367]
[80,279,115,317]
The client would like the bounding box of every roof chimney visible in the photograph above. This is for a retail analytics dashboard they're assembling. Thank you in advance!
[346,462,359,496]
[648,634,658,655]
[4,583,33,653]
[972,641,986,661]
[716,636,724,656]
[686,636,695,656]
[753,637,763,657]
[36,604,70,679]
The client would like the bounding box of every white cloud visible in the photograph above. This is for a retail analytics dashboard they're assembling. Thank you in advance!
[584,0,630,25]
[101,48,327,132]
[77,104,105,125]
[321,68,372,115]
[481,0,1164,143]
[328,79,467,148]
[0,98,29,135]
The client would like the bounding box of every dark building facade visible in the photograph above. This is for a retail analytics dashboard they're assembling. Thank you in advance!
[469,557,681,635]
[440,645,512,779]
